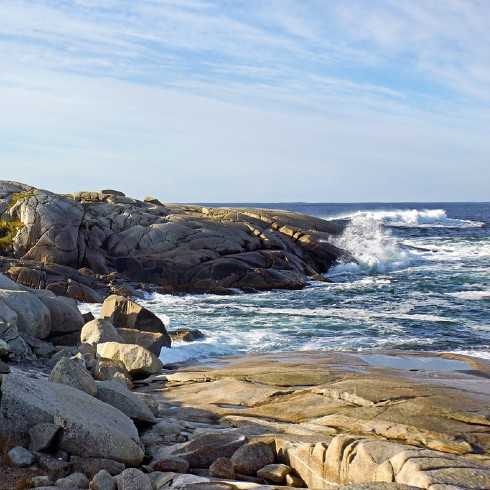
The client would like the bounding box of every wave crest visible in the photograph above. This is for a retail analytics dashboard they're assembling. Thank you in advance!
[329,209,484,229]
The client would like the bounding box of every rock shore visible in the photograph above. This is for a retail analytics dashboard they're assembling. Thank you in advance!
[0,181,345,298]
[0,273,488,488]
[0,183,489,489]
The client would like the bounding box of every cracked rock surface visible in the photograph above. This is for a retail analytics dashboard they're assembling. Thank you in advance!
[137,350,490,489]
[0,181,345,297]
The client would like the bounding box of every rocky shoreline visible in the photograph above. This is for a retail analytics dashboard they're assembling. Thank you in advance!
[1,181,489,489]
[0,181,345,299]
[0,271,489,489]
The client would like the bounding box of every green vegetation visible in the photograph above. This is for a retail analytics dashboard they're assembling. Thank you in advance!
[0,219,24,254]
[7,191,33,212]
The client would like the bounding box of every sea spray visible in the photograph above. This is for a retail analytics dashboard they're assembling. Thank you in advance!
[331,215,410,274]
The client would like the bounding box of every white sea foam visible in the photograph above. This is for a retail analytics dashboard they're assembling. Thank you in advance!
[326,209,484,229]
[447,290,490,301]
[330,215,410,274]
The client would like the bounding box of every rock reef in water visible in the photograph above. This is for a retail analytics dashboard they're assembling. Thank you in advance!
[0,181,345,299]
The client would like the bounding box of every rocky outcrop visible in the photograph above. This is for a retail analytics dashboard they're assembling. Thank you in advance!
[0,181,345,296]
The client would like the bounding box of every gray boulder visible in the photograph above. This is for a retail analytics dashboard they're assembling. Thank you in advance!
[0,273,24,290]
[33,289,84,335]
[100,295,170,342]
[231,439,276,475]
[7,445,34,467]
[81,319,125,346]
[29,423,61,452]
[0,374,144,465]
[49,357,97,396]
[256,463,292,483]
[96,342,163,378]
[89,470,116,490]
[96,380,156,423]
[55,472,89,488]
[116,328,167,356]
[115,468,152,490]
[70,455,125,478]
[0,321,28,361]
[0,289,51,338]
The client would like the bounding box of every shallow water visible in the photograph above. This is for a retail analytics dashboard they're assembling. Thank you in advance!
[80,202,490,364]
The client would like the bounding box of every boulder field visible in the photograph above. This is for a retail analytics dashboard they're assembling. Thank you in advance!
[0,181,345,299]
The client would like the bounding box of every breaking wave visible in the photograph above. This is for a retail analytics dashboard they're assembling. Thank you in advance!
[328,209,484,229]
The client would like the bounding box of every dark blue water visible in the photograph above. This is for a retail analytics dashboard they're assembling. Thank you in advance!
[82,203,490,363]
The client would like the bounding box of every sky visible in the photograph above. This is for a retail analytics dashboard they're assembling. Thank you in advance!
[0,0,489,202]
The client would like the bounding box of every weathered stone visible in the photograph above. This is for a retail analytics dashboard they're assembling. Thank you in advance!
[30,475,52,487]
[0,374,144,465]
[115,468,152,490]
[21,332,57,357]
[151,456,190,473]
[230,440,275,475]
[93,357,129,382]
[89,470,116,490]
[29,423,61,452]
[116,328,167,356]
[33,290,84,335]
[0,321,28,360]
[169,329,205,343]
[55,472,89,488]
[209,458,236,479]
[147,471,177,489]
[96,380,156,423]
[96,342,163,378]
[256,463,292,483]
[101,295,170,340]
[1,182,345,294]
[70,456,125,478]
[35,452,71,480]
[285,473,305,487]
[171,432,247,468]
[8,445,34,467]
[81,319,125,346]
[49,357,97,396]
[0,289,51,338]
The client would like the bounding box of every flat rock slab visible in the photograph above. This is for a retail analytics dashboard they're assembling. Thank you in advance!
[141,350,490,489]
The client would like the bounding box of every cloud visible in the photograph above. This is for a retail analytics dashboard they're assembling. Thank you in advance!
[0,0,489,201]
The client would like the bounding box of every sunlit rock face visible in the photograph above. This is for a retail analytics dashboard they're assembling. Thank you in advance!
[0,180,346,296]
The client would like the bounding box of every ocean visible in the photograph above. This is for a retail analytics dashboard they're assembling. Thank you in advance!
[81,202,490,364]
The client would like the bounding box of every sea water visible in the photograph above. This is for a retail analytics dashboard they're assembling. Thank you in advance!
[81,202,490,364]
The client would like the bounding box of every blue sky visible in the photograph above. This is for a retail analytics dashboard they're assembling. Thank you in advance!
[1,0,489,202]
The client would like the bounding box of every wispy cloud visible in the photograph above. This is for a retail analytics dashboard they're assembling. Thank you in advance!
[0,0,489,200]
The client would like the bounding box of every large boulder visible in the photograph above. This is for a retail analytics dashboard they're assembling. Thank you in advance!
[230,439,276,475]
[0,289,51,338]
[100,295,171,342]
[0,374,144,465]
[96,342,163,378]
[49,357,97,396]
[96,380,156,423]
[116,328,167,356]
[81,319,125,346]
[33,289,84,335]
